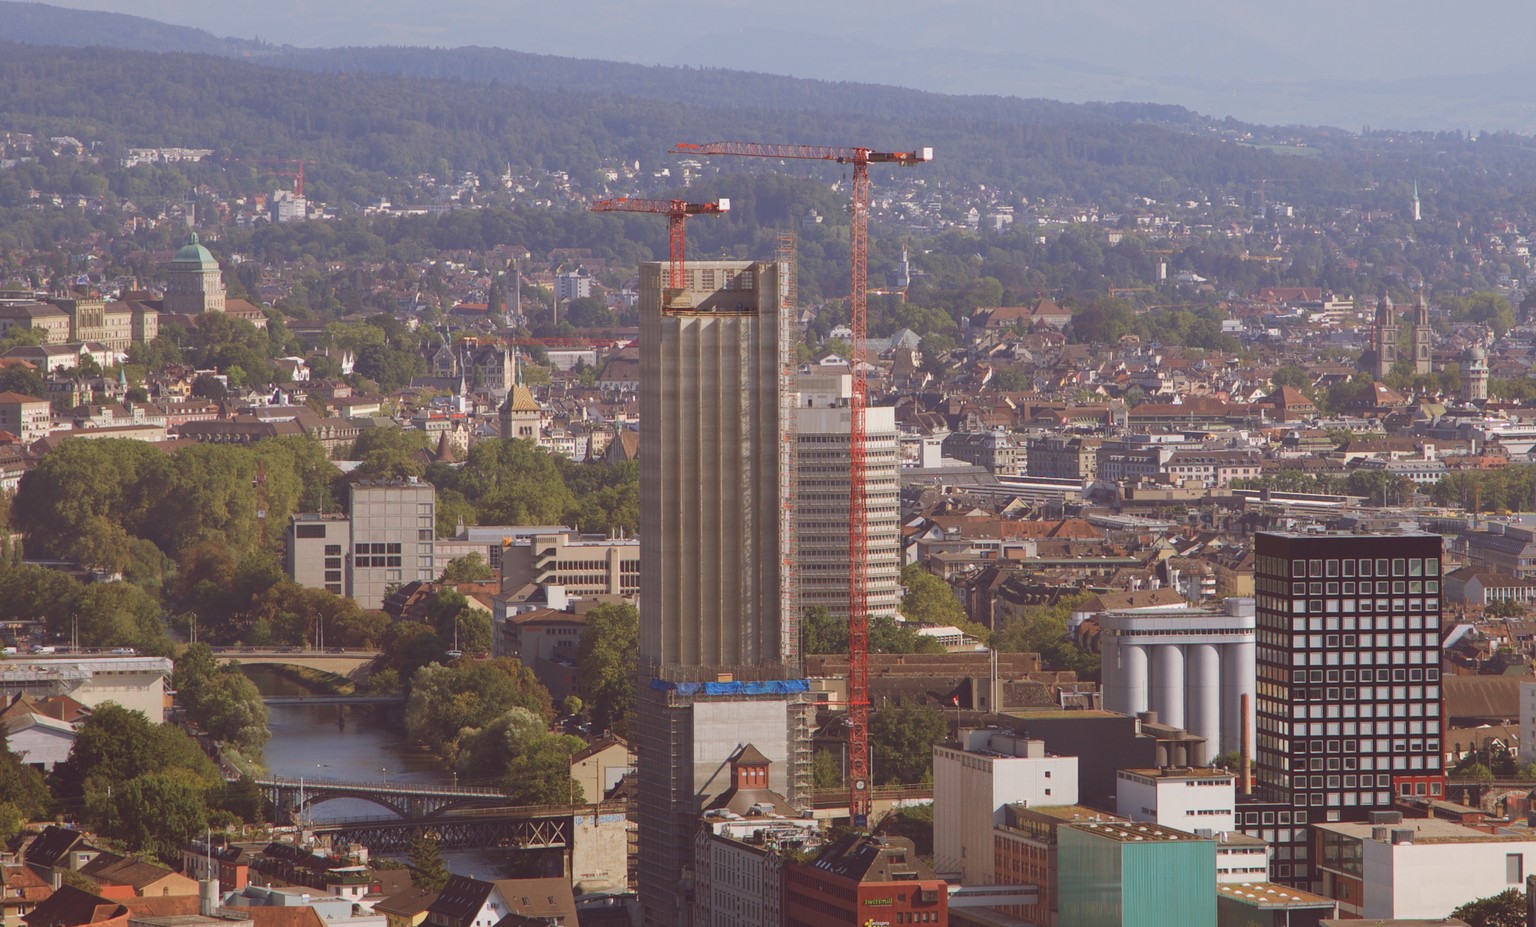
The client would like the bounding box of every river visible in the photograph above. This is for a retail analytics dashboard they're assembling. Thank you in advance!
[244,666,515,876]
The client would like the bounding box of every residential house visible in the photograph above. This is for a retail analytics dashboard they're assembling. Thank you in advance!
[77,855,196,900]
[424,876,577,927]
[0,865,50,927]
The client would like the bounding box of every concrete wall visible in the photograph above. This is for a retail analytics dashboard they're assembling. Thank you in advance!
[691,699,792,807]
[6,722,72,770]
[1098,600,1256,764]
[76,670,168,721]
[570,807,630,893]
[349,481,435,611]
[796,401,901,620]
[1521,681,1536,761]
[1366,836,1536,919]
[1002,714,1159,805]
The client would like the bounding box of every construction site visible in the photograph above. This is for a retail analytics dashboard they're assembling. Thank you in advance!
[624,143,934,926]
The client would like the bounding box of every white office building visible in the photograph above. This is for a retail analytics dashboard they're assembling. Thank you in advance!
[934,728,1078,883]
[795,373,901,620]
[1316,818,1536,919]
[1117,767,1266,884]
[1099,597,1257,764]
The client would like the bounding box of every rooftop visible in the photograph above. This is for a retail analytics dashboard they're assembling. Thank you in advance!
[1119,766,1235,781]
[1314,818,1532,845]
[1217,882,1336,910]
[1064,820,1208,843]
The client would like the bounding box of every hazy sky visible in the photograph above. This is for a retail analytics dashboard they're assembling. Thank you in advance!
[40,0,1536,128]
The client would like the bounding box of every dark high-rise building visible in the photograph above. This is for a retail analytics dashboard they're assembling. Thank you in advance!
[1245,531,1445,887]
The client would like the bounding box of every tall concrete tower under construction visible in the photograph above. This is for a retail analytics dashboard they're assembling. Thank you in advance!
[634,259,813,927]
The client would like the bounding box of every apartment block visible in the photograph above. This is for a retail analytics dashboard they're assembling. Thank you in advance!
[285,480,436,610]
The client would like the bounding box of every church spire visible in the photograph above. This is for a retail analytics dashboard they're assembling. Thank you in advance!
[1411,283,1433,375]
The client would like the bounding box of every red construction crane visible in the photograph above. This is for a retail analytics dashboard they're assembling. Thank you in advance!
[673,141,932,827]
[231,158,311,198]
[588,196,730,291]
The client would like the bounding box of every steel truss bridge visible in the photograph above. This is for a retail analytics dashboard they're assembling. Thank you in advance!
[304,806,616,854]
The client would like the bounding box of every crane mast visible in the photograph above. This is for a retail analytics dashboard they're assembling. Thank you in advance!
[671,142,931,826]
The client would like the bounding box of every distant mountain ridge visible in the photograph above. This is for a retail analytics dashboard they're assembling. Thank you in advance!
[4,0,1536,131]
[0,1,270,56]
[0,0,1231,136]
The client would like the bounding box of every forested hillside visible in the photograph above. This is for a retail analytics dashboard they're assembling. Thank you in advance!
[0,41,1345,202]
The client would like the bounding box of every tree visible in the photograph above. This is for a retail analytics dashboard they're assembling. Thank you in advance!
[0,366,44,398]
[0,730,47,839]
[408,833,450,891]
[1451,889,1526,927]
[404,658,553,763]
[191,373,228,400]
[869,701,947,786]
[213,775,266,824]
[1270,365,1312,390]
[503,732,586,805]
[802,606,944,655]
[52,703,221,808]
[813,748,842,789]
[1486,599,1528,619]
[190,673,270,754]
[991,594,1100,680]
[575,602,638,736]
[439,553,493,583]
[899,564,967,627]
[111,773,208,863]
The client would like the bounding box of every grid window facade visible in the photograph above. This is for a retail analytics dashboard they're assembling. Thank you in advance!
[1247,532,1444,888]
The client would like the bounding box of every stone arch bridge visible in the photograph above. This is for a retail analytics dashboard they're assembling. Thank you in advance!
[213,649,381,678]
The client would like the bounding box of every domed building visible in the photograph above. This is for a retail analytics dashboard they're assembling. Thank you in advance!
[1463,341,1489,402]
[162,233,226,315]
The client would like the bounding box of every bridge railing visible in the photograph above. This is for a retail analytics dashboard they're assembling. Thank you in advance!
[307,799,632,826]
[212,648,383,656]
[255,776,507,797]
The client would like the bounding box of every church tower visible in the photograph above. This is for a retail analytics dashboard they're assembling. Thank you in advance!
[498,350,542,440]
[1412,289,1433,375]
[1372,294,1398,379]
[163,233,226,315]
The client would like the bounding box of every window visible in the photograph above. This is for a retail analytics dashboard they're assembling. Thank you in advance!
[296,524,326,539]
[1509,853,1524,884]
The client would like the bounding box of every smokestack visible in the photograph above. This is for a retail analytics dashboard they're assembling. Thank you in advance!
[1240,693,1253,797]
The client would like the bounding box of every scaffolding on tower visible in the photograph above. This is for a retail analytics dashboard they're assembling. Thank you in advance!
[777,231,801,667]
[673,141,932,827]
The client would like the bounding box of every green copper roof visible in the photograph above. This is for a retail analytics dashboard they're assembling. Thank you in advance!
[172,233,218,268]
